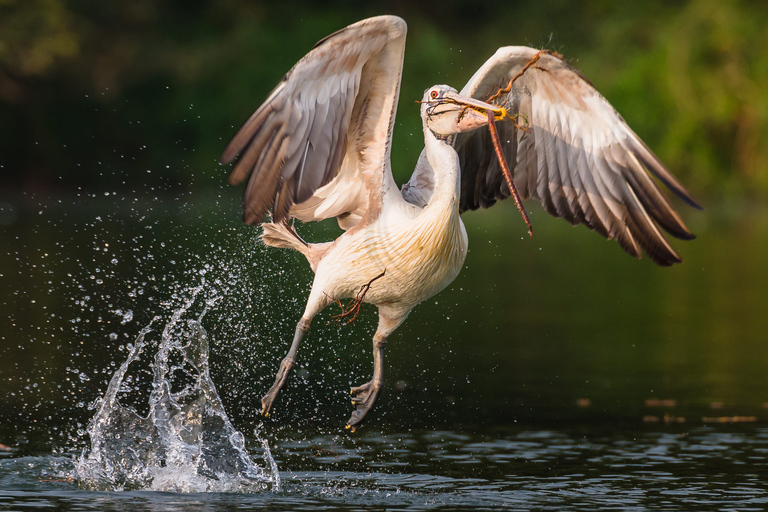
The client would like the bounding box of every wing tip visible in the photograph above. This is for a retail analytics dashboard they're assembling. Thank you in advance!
[243,206,268,226]
[631,242,684,267]
[313,15,406,50]
[220,147,237,166]
[673,231,697,242]
[669,186,703,211]
[633,145,704,211]
[685,195,705,211]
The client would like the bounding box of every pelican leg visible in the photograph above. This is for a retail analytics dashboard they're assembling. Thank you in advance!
[347,332,387,429]
[346,310,408,430]
[261,317,310,416]
[261,289,331,417]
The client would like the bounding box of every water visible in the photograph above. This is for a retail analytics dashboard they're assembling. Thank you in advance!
[71,285,278,492]
[2,190,768,509]
[2,426,768,509]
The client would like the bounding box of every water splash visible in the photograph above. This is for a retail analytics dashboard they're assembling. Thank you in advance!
[73,285,279,492]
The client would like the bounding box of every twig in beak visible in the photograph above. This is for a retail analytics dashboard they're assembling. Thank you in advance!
[486,110,533,237]
[486,49,560,105]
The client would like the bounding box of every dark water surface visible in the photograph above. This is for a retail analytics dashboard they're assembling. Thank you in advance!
[2,426,768,510]
[2,190,768,509]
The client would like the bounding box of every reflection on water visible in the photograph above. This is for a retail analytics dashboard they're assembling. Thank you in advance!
[3,192,768,435]
[1,190,768,508]
[2,426,768,509]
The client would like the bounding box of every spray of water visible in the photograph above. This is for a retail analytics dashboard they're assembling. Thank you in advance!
[72,284,279,492]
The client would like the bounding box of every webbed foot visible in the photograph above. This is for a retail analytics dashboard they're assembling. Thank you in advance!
[346,379,382,430]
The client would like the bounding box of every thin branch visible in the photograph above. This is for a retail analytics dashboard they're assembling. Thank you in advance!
[487,110,533,237]
[330,270,386,325]
[486,49,560,105]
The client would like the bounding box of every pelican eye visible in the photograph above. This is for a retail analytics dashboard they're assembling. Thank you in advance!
[430,89,439,99]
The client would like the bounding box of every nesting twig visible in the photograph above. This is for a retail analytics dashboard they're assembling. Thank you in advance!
[487,110,533,237]
[330,270,386,325]
[478,50,559,237]
[486,49,560,105]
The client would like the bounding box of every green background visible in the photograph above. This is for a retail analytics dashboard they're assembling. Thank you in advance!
[2,0,767,197]
[1,0,768,449]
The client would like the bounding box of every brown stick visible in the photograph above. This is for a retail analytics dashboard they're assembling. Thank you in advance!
[486,49,559,105]
[331,270,386,325]
[487,110,533,237]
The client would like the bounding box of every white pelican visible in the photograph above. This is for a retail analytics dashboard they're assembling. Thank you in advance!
[221,15,700,429]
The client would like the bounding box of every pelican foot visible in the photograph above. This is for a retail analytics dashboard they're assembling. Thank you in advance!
[346,379,381,429]
[260,388,278,418]
[261,357,294,417]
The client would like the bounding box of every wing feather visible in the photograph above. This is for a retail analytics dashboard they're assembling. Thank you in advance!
[221,16,407,228]
[454,46,701,265]
[573,131,610,238]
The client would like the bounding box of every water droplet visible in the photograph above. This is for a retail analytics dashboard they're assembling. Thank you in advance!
[121,310,133,324]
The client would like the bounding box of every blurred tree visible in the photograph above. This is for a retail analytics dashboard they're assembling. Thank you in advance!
[662,0,768,195]
[0,0,765,198]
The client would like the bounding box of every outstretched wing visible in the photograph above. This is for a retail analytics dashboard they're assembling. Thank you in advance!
[221,16,407,229]
[453,47,701,266]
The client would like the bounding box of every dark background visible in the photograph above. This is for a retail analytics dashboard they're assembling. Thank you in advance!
[2,0,768,450]
[2,0,767,198]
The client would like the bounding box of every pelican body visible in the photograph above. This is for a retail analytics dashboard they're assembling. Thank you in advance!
[221,16,699,428]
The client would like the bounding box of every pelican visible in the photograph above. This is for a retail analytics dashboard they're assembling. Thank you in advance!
[221,16,700,429]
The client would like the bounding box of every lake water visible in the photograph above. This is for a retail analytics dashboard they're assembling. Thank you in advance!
[1,190,768,509]
[3,425,768,510]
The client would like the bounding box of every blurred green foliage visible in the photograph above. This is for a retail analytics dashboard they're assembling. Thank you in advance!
[1,0,766,197]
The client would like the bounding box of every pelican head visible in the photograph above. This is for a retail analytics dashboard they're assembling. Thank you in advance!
[421,85,507,138]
